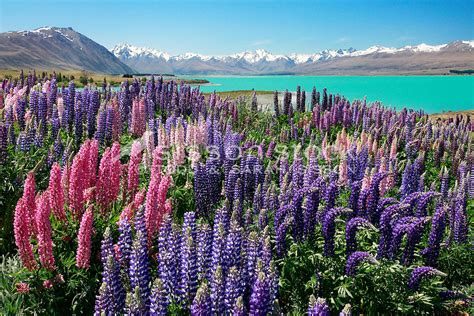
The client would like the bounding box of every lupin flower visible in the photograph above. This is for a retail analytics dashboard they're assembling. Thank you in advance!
[345,217,374,255]
[345,251,377,276]
[249,271,271,315]
[48,162,66,222]
[307,295,330,316]
[323,207,352,256]
[232,296,246,316]
[22,171,37,235]
[35,191,55,270]
[129,231,151,310]
[150,278,169,316]
[422,204,446,266]
[13,197,37,270]
[211,265,225,315]
[128,141,143,199]
[224,266,242,313]
[76,206,94,269]
[408,266,446,290]
[189,282,211,316]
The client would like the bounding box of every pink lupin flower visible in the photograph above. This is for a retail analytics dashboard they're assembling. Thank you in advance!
[145,173,160,243]
[88,139,99,189]
[76,206,94,269]
[390,135,398,160]
[96,148,111,210]
[14,198,37,270]
[35,191,55,270]
[151,146,163,181]
[133,189,146,209]
[22,172,37,236]
[127,141,142,199]
[16,282,30,293]
[339,156,348,185]
[69,151,85,219]
[61,164,70,205]
[48,163,66,222]
[109,142,122,203]
[43,279,53,289]
[120,204,134,223]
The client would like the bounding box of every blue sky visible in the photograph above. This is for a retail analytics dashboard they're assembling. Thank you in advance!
[1,0,473,54]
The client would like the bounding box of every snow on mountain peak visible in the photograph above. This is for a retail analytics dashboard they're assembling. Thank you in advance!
[110,40,472,66]
[111,43,171,61]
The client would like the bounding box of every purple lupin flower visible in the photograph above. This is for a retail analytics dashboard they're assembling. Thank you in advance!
[94,282,113,315]
[16,97,26,130]
[422,203,446,267]
[106,255,126,313]
[232,296,246,316]
[105,106,114,145]
[244,231,259,283]
[224,213,242,271]
[197,223,212,282]
[149,278,168,316]
[276,215,292,257]
[224,266,243,314]
[88,90,100,138]
[323,207,352,257]
[415,191,440,218]
[324,181,339,215]
[345,217,374,255]
[453,192,468,244]
[191,282,212,316]
[303,184,321,240]
[210,221,226,279]
[307,295,330,316]
[95,108,107,145]
[401,217,431,265]
[249,271,271,315]
[225,166,240,204]
[129,231,151,311]
[51,105,60,140]
[408,266,446,290]
[157,216,173,309]
[439,167,449,198]
[124,286,142,315]
[387,216,415,259]
[0,124,7,163]
[74,98,83,145]
[210,265,225,315]
[118,220,133,272]
[366,172,387,223]
[178,230,198,306]
[345,251,377,276]
[377,203,409,258]
[348,180,362,215]
[194,162,210,218]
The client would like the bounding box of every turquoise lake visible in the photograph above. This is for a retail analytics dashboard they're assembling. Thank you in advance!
[188,76,474,114]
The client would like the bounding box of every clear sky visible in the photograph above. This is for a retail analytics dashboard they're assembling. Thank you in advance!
[1,0,473,55]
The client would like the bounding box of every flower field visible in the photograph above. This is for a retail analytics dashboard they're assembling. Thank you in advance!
[0,72,473,315]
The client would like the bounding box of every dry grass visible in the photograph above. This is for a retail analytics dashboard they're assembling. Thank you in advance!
[429,110,474,120]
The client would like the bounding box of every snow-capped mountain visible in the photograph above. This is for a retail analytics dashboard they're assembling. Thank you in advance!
[0,27,133,74]
[1,26,472,75]
[111,41,474,75]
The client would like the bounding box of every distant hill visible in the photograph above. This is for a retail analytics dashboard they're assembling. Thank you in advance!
[0,27,134,74]
[111,41,474,75]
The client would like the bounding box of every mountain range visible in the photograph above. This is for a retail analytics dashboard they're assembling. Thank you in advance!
[0,27,133,74]
[0,26,472,75]
[112,41,474,75]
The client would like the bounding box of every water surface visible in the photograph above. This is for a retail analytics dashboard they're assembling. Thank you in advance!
[188,75,474,113]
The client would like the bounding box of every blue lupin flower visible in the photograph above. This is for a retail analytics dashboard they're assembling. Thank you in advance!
[345,251,377,276]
